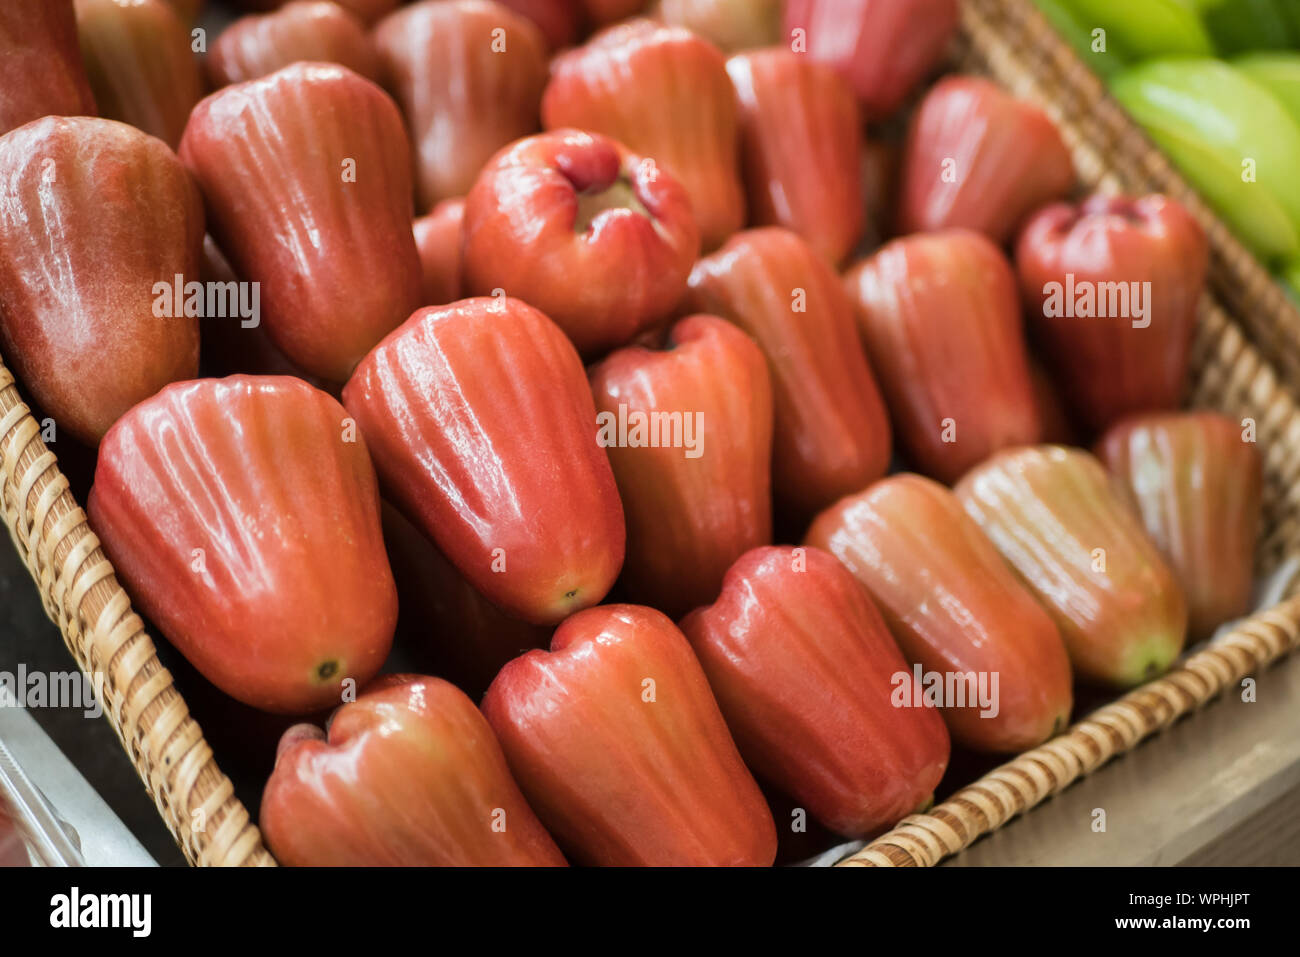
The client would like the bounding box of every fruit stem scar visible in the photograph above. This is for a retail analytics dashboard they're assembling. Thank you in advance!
[316,660,339,682]
[574,177,651,233]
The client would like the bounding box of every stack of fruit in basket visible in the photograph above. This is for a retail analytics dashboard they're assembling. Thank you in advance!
[0,0,1272,866]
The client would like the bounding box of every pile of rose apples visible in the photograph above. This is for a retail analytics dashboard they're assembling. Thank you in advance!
[0,0,1265,866]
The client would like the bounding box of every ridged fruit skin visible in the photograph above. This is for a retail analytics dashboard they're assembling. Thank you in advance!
[543,19,744,249]
[1015,194,1209,433]
[74,0,202,149]
[843,230,1041,484]
[207,1,381,87]
[680,546,950,837]
[413,198,465,307]
[1097,412,1262,642]
[955,445,1188,688]
[688,228,892,516]
[0,1,96,136]
[261,675,567,866]
[588,315,773,618]
[655,0,782,52]
[86,376,397,714]
[375,1,548,212]
[899,76,1075,243]
[179,62,422,383]
[482,604,777,866]
[382,503,550,701]
[806,474,1073,753]
[727,49,864,265]
[462,129,700,357]
[0,117,201,444]
[342,297,626,626]
[784,0,959,119]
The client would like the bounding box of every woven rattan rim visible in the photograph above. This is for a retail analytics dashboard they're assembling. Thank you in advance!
[0,0,1297,868]
[0,363,273,866]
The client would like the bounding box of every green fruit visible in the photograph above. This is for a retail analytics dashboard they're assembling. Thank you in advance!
[1282,259,1300,302]
[1031,0,1130,76]
[1193,0,1295,53]
[1112,58,1300,261]
[1232,54,1300,124]
[1062,0,1216,58]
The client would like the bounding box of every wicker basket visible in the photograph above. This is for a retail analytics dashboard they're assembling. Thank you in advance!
[1,0,1298,867]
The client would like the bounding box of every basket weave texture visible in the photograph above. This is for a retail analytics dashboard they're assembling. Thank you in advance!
[0,0,1297,867]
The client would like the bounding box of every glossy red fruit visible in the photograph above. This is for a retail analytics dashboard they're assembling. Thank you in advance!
[180,62,422,383]
[956,446,1188,688]
[206,1,381,88]
[1015,194,1209,432]
[87,376,397,714]
[784,0,958,119]
[74,0,202,149]
[1098,412,1262,642]
[543,19,744,249]
[261,675,566,866]
[343,297,625,626]
[655,0,781,52]
[0,117,201,444]
[0,1,96,137]
[462,129,700,357]
[589,314,773,617]
[375,1,548,213]
[806,474,1074,753]
[413,198,465,307]
[727,48,864,265]
[843,229,1041,484]
[688,228,892,516]
[383,503,550,701]
[680,546,950,837]
[482,604,777,866]
[899,76,1075,243]
[160,0,202,22]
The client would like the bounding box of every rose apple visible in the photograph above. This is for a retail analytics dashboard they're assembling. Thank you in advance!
[0,1,96,136]
[688,228,892,516]
[784,0,959,120]
[1015,193,1209,432]
[74,0,202,149]
[161,0,202,22]
[482,604,777,866]
[806,474,1074,753]
[262,675,566,866]
[87,376,397,713]
[462,129,700,357]
[206,1,381,87]
[680,546,950,837]
[898,76,1075,243]
[180,62,422,383]
[375,1,548,212]
[0,117,200,444]
[956,446,1188,687]
[589,314,773,617]
[543,19,744,249]
[383,503,551,701]
[655,0,781,52]
[1097,412,1262,642]
[413,199,465,307]
[843,230,1041,483]
[727,49,864,265]
[343,297,625,625]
